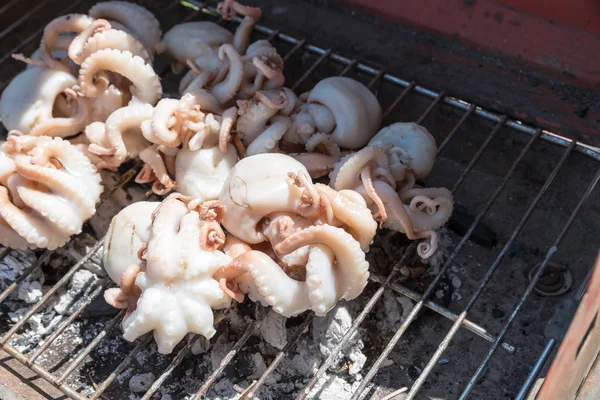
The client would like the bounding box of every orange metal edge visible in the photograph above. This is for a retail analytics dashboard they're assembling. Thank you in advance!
[335,0,600,88]
[538,251,600,399]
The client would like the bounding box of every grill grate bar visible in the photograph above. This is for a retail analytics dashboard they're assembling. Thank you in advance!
[367,69,385,90]
[369,274,515,353]
[290,48,331,91]
[451,116,508,193]
[0,250,52,303]
[242,312,315,399]
[459,163,600,399]
[0,0,20,17]
[348,125,542,400]
[0,239,104,345]
[382,81,417,118]
[406,138,575,399]
[416,91,446,124]
[27,280,109,365]
[437,104,477,155]
[0,165,139,339]
[1,342,87,400]
[282,39,306,62]
[140,335,202,400]
[56,310,126,384]
[0,247,12,262]
[340,59,358,77]
[0,0,86,76]
[297,244,417,400]
[190,309,268,400]
[0,0,52,42]
[89,334,153,400]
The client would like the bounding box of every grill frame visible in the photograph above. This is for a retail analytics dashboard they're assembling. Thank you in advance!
[0,1,599,399]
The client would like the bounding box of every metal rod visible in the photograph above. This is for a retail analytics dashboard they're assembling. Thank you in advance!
[27,280,109,365]
[367,70,385,90]
[187,0,600,162]
[382,82,417,118]
[291,49,331,91]
[0,250,52,303]
[511,229,598,400]
[0,247,11,262]
[0,0,20,17]
[339,59,358,76]
[459,164,600,399]
[349,125,542,400]
[190,311,267,399]
[0,239,104,345]
[515,339,556,400]
[140,335,200,400]
[452,116,508,193]
[0,0,85,66]
[282,39,306,62]
[369,275,515,353]
[405,138,573,399]
[0,0,52,42]
[416,91,446,124]
[437,104,477,155]
[297,244,417,400]
[56,310,126,384]
[243,313,315,399]
[1,343,88,400]
[90,334,153,400]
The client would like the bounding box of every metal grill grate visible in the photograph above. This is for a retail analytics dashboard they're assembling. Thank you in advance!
[1,1,599,399]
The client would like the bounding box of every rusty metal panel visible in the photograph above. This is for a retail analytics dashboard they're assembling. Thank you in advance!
[538,252,600,400]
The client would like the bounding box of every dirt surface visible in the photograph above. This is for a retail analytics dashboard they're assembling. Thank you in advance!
[0,1,599,400]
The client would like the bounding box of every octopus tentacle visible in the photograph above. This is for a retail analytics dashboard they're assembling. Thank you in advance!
[78,49,161,105]
[288,170,320,219]
[246,116,291,156]
[305,132,341,159]
[218,0,262,54]
[28,89,90,138]
[214,250,311,317]
[314,184,377,252]
[147,98,182,148]
[40,14,94,72]
[399,187,454,232]
[137,146,176,195]
[68,19,112,64]
[236,89,288,143]
[219,106,238,153]
[305,245,337,315]
[73,28,151,65]
[275,224,369,300]
[329,144,391,190]
[289,153,337,179]
[89,1,162,54]
[360,165,387,225]
[211,44,244,106]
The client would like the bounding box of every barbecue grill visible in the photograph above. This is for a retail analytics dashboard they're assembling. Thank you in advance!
[1,1,599,399]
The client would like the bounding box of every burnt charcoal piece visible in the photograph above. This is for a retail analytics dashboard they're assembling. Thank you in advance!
[448,202,497,247]
[80,294,120,319]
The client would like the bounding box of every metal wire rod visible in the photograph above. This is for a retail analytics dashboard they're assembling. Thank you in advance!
[459,163,600,399]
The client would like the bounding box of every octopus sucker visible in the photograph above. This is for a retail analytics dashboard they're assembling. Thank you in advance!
[71,27,152,66]
[88,1,162,55]
[0,136,102,250]
[109,195,232,354]
[39,14,94,72]
[67,19,112,64]
[77,49,161,105]
[86,103,153,169]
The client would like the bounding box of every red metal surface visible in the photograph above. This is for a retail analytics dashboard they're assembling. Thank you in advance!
[337,0,600,87]
[498,0,600,36]
[538,252,600,400]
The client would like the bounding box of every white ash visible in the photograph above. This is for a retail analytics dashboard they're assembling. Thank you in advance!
[52,269,100,315]
[129,372,156,392]
[260,310,288,350]
[17,281,42,304]
[0,250,44,306]
[312,304,366,376]
[191,336,212,355]
[377,291,414,332]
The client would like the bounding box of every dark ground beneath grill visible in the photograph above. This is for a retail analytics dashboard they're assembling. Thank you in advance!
[1,1,599,399]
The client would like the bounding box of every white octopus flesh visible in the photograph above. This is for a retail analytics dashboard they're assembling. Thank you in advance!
[0,135,102,250]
